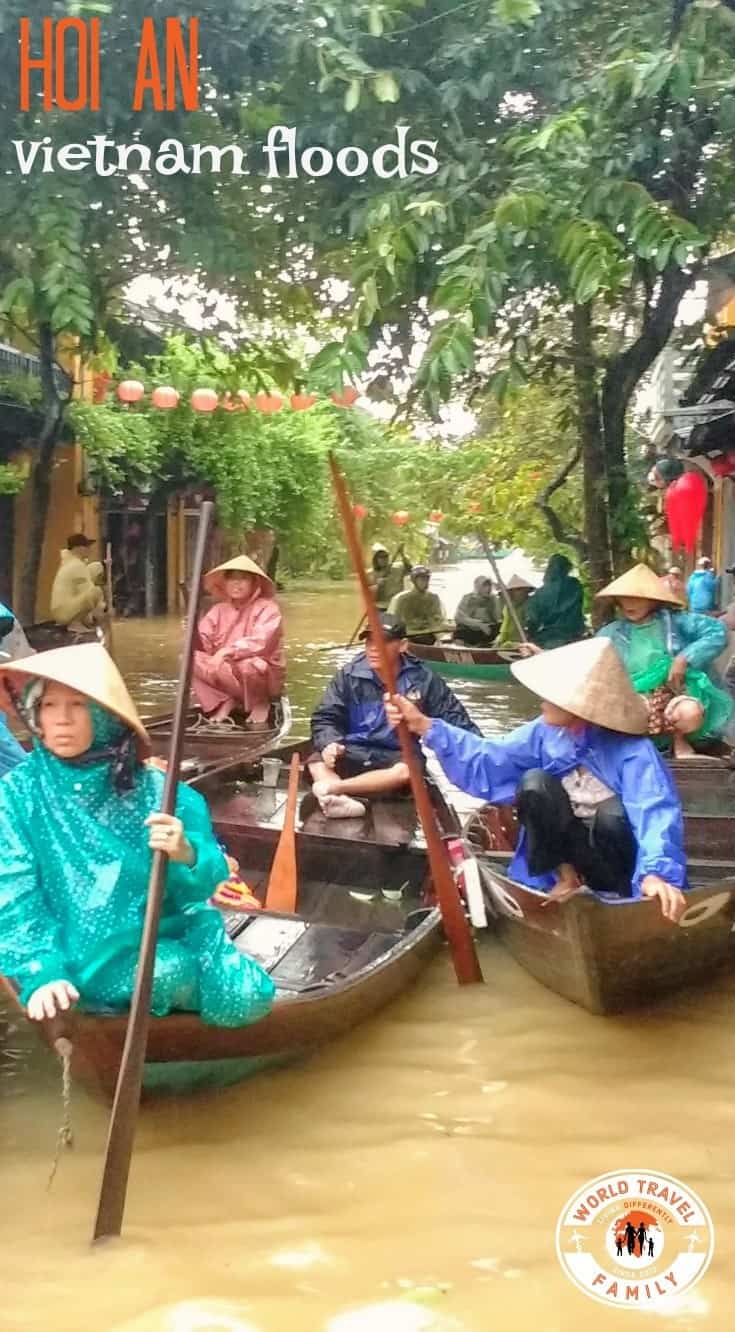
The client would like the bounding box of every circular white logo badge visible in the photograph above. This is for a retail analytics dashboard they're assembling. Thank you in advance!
[556,1169,714,1309]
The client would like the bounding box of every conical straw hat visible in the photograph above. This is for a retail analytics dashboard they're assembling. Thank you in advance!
[203,554,274,599]
[504,573,534,591]
[0,643,151,756]
[596,563,683,607]
[511,638,649,734]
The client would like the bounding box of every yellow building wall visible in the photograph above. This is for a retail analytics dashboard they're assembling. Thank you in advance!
[12,442,100,618]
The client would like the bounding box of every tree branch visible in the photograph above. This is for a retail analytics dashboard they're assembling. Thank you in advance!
[535,441,587,557]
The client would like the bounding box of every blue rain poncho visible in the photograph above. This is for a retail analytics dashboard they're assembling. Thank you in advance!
[0,702,275,1022]
[425,716,687,896]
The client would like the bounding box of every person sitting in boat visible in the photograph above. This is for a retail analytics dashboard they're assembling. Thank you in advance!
[367,543,411,611]
[307,611,480,818]
[496,574,534,646]
[385,638,688,922]
[595,564,732,760]
[0,601,28,777]
[0,643,275,1026]
[192,555,286,728]
[454,576,501,647]
[525,553,586,649]
[49,532,105,635]
[388,566,448,645]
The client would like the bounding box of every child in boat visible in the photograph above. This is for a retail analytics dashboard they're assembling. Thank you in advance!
[192,555,286,727]
[385,638,688,922]
[308,611,480,818]
[0,643,275,1026]
[594,564,732,759]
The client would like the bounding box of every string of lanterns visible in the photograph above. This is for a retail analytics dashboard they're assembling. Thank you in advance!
[112,379,360,411]
[350,505,446,525]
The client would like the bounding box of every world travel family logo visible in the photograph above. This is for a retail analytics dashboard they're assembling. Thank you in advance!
[556,1169,714,1309]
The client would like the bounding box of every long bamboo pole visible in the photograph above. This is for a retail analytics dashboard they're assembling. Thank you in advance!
[92,501,214,1242]
[329,454,482,985]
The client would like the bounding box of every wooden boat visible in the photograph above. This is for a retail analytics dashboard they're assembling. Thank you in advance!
[408,639,521,681]
[143,697,293,775]
[25,622,103,651]
[475,854,735,1014]
[463,805,735,1013]
[5,744,458,1099]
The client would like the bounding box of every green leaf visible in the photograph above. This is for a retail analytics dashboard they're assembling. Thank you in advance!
[492,0,541,25]
[373,72,400,103]
[344,79,361,112]
[368,5,384,37]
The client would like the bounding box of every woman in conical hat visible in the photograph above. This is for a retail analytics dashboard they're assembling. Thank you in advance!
[385,638,688,922]
[0,643,275,1026]
[496,573,534,647]
[595,564,732,759]
[193,554,286,727]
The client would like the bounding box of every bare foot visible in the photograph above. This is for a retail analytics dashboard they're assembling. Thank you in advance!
[672,735,697,759]
[541,863,584,907]
[313,777,342,801]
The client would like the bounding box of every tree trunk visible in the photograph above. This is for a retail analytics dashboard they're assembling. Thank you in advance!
[600,266,691,574]
[18,324,66,624]
[0,495,14,606]
[571,303,612,598]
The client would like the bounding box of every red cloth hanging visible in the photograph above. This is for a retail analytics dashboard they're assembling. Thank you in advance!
[664,471,708,554]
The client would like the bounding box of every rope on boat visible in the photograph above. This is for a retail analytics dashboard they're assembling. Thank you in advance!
[46,1038,74,1191]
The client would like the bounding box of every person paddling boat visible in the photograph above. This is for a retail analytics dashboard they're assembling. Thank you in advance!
[385,638,688,922]
[0,643,275,1026]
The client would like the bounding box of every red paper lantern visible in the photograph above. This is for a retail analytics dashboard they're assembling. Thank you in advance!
[664,470,708,553]
[352,503,368,521]
[117,379,145,404]
[290,392,317,411]
[429,509,444,524]
[392,510,410,526]
[190,388,219,413]
[221,393,240,412]
[237,391,251,408]
[467,501,482,514]
[331,387,360,407]
[254,392,283,413]
[151,385,179,410]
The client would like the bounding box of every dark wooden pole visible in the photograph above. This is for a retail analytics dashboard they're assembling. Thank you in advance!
[92,501,214,1243]
[329,454,482,986]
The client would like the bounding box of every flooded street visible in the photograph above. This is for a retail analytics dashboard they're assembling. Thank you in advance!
[2,563,734,1331]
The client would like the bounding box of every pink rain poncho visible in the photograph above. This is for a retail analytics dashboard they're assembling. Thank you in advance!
[193,593,286,719]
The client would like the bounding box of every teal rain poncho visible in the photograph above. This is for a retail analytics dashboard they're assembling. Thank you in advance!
[525,554,586,649]
[0,700,275,1023]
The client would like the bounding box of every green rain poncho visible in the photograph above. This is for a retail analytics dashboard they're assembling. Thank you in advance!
[0,700,275,1023]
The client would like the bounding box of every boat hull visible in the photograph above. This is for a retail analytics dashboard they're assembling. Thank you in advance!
[407,640,520,681]
[35,910,440,1100]
[479,860,735,1014]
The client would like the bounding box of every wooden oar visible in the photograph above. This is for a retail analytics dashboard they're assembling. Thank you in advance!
[264,753,301,913]
[329,454,482,986]
[327,545,407,652]
[476,534,529,645]
[92,500,214,1244]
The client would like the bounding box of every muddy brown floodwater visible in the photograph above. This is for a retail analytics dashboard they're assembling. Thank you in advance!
[1,565,733,1332]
